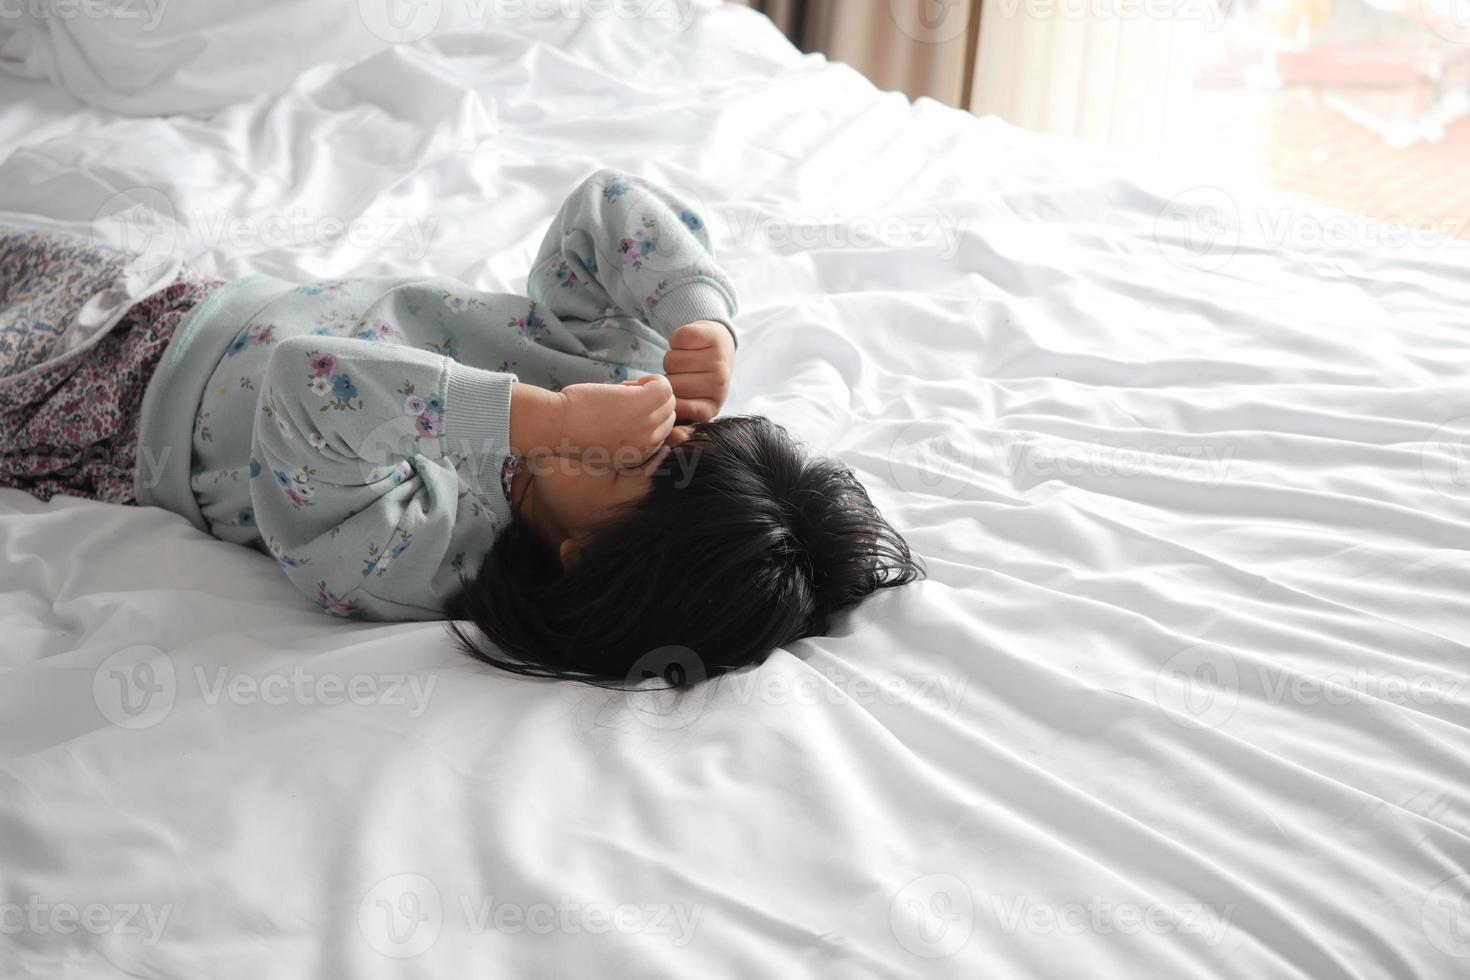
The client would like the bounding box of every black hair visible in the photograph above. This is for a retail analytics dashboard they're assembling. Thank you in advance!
[446,415,923,687]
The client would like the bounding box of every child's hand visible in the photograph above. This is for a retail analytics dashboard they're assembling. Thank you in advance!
[663,320,734,423]
[558,375,676,464]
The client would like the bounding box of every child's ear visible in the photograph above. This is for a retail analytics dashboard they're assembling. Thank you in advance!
[558,538,581,571]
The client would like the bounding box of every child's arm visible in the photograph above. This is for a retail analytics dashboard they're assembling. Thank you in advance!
[526,169,737,340]
[250,334,517,618]
[251,334,673,619]
[526,169,739,421]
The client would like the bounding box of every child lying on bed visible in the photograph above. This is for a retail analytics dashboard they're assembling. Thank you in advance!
[0,170,920,684]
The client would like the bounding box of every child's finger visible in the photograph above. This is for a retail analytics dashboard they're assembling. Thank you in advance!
[669,321,721,349]
[650,409,676,448]
[663,348,716,375]
[675,397,717,423]
[665,370,726,397]
[636,373,674,403]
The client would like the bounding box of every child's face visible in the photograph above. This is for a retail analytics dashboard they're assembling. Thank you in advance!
[511,446,670,568]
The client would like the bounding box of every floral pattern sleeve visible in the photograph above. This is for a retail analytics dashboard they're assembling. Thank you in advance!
[525,168,739,345]
[251,334,516,620]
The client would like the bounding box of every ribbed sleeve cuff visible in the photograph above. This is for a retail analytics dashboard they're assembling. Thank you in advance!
[649,278,739,348]
[442,362,517,529]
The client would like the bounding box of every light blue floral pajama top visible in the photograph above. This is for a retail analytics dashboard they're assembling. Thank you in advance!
[134,170,737,620]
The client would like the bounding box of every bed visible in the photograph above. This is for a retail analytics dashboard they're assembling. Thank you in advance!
[2,3,1469,977]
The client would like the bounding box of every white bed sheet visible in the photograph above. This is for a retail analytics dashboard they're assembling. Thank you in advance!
[2,4,1469,977]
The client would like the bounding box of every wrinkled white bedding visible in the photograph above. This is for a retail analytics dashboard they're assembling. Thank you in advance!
[2,4,1469,977]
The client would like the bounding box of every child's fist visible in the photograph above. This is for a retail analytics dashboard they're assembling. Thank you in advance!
[559,374,676,464]
[663,320,734,423]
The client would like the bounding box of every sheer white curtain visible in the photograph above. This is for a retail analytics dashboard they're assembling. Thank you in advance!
[729,0,1205,153]
[969,1,1205,152]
